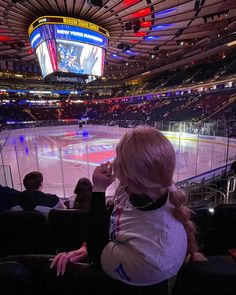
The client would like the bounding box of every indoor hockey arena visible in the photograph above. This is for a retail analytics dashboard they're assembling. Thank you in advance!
[0,0,236,294]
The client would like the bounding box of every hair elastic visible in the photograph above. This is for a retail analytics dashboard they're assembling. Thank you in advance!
[167,183,178,193]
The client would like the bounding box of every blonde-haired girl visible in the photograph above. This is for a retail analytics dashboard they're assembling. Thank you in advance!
[51,127,206,285]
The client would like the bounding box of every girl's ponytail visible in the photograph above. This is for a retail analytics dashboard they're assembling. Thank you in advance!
[168,183,207,262]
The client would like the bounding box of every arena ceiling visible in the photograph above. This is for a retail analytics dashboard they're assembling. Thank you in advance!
[0,0,236,82]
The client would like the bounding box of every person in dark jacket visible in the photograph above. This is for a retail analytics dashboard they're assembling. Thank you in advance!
[10,171,66,217]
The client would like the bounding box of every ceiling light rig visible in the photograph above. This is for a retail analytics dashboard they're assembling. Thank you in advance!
[203,10,229,23]
[2,0,234,84]
[87,0,103,7]
[155,8,177,17]
[125,20,141,33]
[175,28,184,37]
[194,0,205,12]
[152,24,172,30]
[144,36,160,40]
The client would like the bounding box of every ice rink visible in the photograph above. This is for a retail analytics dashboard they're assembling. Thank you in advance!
[1,125,236,198]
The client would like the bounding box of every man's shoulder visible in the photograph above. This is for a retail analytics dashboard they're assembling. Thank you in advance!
[35,191,60,207]
[44,192,60,199]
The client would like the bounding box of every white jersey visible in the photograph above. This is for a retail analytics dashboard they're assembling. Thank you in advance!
[101,190,187,286]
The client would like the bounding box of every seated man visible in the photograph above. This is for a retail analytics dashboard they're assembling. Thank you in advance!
[10,171,66,217]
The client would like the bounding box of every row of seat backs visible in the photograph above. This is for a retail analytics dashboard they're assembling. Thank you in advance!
[0,209,89,257]
[0,204,236,257]
[192,204,236,255]
[49,209,89,252]
[1,255,236,295]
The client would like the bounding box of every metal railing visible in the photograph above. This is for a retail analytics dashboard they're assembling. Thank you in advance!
[0,165,13,188]
[183,182,226,207]
[226,176,236,203]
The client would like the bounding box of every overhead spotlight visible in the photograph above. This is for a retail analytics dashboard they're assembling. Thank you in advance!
[18,42,25,48]
[11,0,27,3]
[118,44,131,51]
[125,22,132,31]
[125,20,141,33]
[117,43,125,49]
[87,0,103,7]
[14,41,25,49]
[132,20,141,33]
[175,28,184,37]
[194,0,201,11]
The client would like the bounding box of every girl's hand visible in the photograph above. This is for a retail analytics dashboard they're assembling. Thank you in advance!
[49,245,88,276]
[92,162,114,192]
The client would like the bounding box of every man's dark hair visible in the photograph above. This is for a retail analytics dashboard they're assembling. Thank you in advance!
[23,171,43,191]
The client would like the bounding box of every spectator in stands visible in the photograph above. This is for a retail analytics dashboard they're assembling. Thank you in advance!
[68,178,93,212]
[0,184,20,211]
[10,171,66,217]
[51,127,206,285]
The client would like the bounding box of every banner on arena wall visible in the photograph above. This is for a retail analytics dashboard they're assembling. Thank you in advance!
[30,24,109,50]
[162,131,235,146]
[29,16,109,38]
[7,61,14,71]
[0,60,7,70]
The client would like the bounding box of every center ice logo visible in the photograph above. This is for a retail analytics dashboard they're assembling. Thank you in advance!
[41,144,116,165]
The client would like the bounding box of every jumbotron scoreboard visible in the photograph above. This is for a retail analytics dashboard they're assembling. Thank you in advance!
[28,16,109,78]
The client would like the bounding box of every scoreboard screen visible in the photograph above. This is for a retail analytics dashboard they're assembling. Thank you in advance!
[29,16,109,78]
